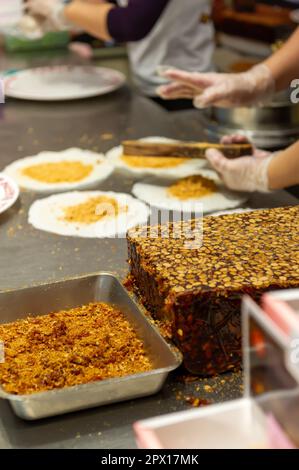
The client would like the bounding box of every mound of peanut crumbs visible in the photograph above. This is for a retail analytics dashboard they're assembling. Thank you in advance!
[22,161,94,183]
[62,196,128,224]
[167,175,217,200]
[121,154,190,169]
[0,302,153,395]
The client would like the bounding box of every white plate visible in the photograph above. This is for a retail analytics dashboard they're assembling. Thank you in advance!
[28,191,150,238]
[3,148,114,193]
[132,172,248,215]
[211,207,253,217]
[3,65,126,101]
[0,173,19,214]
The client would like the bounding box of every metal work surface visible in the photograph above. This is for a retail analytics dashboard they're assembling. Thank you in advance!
[0,52,298,448]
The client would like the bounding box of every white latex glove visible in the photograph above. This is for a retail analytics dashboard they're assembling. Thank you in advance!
[27,0,71,30]
[205,135,275,192]
[18,14,44,39]
[157,64,275,108]
[27,0,61,17]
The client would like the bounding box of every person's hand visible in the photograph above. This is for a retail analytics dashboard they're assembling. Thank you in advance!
[205,135,274,192]
[157,64,275,108]
[26,0,62,17]
[69,42,94,59]
[27,0,71,30]
[18,14,44,38]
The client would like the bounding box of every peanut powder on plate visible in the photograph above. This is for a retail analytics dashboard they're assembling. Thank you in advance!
[62,196,128,224]
[167,175,217,200]
[22,161,94,183]
[121,154,190,169]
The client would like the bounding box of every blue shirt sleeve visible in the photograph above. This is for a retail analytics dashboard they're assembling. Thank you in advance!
[107,0,170,42]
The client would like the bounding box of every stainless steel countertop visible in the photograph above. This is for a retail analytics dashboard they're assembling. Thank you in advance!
[0,52,298,449]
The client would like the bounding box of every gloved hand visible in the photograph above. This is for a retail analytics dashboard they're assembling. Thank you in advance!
[27,0,71,30]
[18,14,44,39]
[205,135,275,192]
[26,0,60,17]
[157,64,275,108]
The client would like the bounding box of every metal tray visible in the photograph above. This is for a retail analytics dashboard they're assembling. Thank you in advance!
[0,273,181,420]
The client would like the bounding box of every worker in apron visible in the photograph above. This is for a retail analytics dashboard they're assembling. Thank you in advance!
[27,0,215,108]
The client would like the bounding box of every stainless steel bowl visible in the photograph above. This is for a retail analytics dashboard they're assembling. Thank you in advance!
[204,92,299,149]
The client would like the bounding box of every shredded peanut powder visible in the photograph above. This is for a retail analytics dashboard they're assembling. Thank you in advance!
[167,175,217,200]
[121,154,190,169]
[0,302,153,395]
[62,196,128,224]
[22,161,94,183]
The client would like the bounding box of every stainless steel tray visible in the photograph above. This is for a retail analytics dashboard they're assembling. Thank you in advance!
[0,273,181,420]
